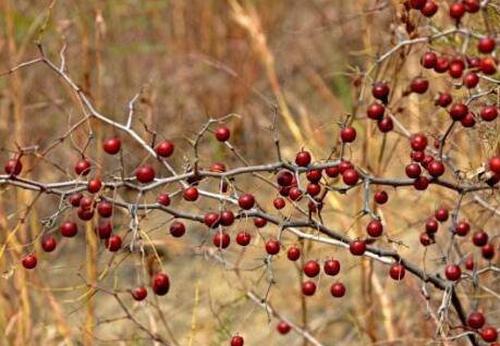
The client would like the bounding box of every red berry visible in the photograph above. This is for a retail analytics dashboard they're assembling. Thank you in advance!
[135,165,155,183]
[60,221,78,237]
[97,201,113,217]
[448,61,464,78]
[455,220,470,236]
[374,190,388,204]
[131,287,148,301]
[434,56,450,73]
[210,162,226,173]
[287,246,301,261]
[367,102,385,120]
[105,235,122,252]
[481,326,498,342]
[183,187,199,201]
[155,140,175,158]
[409,0,426,9]
[303,260,320,277]
[157,193,171,206]
[204,212,220,228]
[411,151,425,162]
[41,235,57,252]
[306,183,321,197]
[366,220,383,237]
[68,192,83,207]
[213,231,230,249]
[80,196,93,210]
[340,127,357,143]
[413,176,430,190]
[277,170,294,186]
[389,263,406,280]
[220,211,234,226]
[472,230,489,247]
[215,127,230,142]
[236,231,251,246]
[238,193,255,210]
[482,243,495,260]
[87,178,102,194]
[421,51,437,68]
[152,272,170,295]
[421,0,438,16]
[330,282,346,297]
[338,160,353,174]
[410,77,429,94]
[465,255,474,270]
[97,221,112,239]
[306,169,322,183]
[302,281,317,296]
[324,259,340,276]
[273,197,286,210]
[478,37,496,54]
[230,335,244,346]
[22,254,37,269]
[489,156,500,174]
[103,137,121,155]
[4,159,22,176]
[420,232,433,246]
[78,207,94,221]
[342,169,359,186]
[254,217,267,228]
[463,72,479,89]
[449,2,465,20]
[463,0,480,12]
[436,92,452,107]
[377,117,393,132]
[460,112,476,128]
[372,82,390,102]
[480,106,498,122]
[295,150,312,167]
[277,321,291,335]
[425,218,439,234]
[75,159,91,176]
[406,163,422,178]
[265,239,280,255]
[427,160,445,177]
[410,133,428,151]
[468,312,486,329]
[169,221,186,238]
[444,264,461,281]
[349,240,366,256]
[480,57,497,75]
[435,206,449,222]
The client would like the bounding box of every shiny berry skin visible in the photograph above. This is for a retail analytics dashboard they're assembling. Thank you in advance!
[372,82,390,102]
[448,61,464,78]
[367,102,385,120]
[489,156,500,174]
[324,259,340,276]
[69,192,83,207]
[105,235,122,252]
[22,254,37,269]
[155,140,175,157]
[340,127,356,143]
[213,231,230,249]
[236,231,251,246]
[342,169,359,186]
[463,72,479,89]
[472,230,489,247]
[463,0,480,12]
[325,166,340,178]
[465,255,474,270]
[97,222,112,239]
[230,335,244,346]
[306,169,322,183]
[204,212,220,228]
[78,207,94,221]
[210,162,226,173]
[389,263,406,280]
[273,197,286,210]
[482,243,495,260]
[131,287,148,301]
[377,117,394,132]
[481,326,498,342]
[254,217,267,228]
[265,239,280,255]
[303,260,320,278]
[169,221,186,238]
[409,0,426,9]
[220,211,235,226]
[366,220,383,237]
[41,235,57,252]
[427,160,445,177]
[455,220,470,236]
[444,264,461,281]
[468,312,486,329]
[302,281,317,296]
[60,221,78,237]
[413,176,430,190]
[287,246,301,261]
[157,193,171,206]
[295,150,312,167]
[449,2,465,20]
[135,165,155,183]
[374,190,388,204]
[4,159,22,176]
[480,106,498,122]
[480,57,497,75]
[434,56,450,73]
[338,160,353,174]
[103,137,121,155]
[330,282,346,297]
[215,127,230,142]
[306,183,321,197]
[421,0,438,17]
[74,159,91,176]
[238,193,255,210]
[80,196,93,210]
[411,151,425,162]
[436,92,452,107]
[406,163,422,178]
[87,178,102,193]
[349,240,366,256]
[478,37,496,54]
[97,201,113,217]
[277,170,294,186]
[460,112,476,128]
[421,155,434,169]
[152,272,170,295]
[183,187,199,201]
[420,232,433,246]
[410,77,429,94]
[435,206,449,222]
[425,218,439,234]
[410,133,428,151]
[421,52,438,69]
[277,321,291,335]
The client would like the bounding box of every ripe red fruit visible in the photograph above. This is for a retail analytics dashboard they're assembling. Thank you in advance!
[338,160,353,174]
[434,56,450,73]
[204,212,220,228]
[411,151,425,162]
[238,193,255,210]
[22,254,37,269]
[169,221,186,238]
[374,190,388,204]
[420,232,433,246]
[157,193,171,206]
[74,159,91,176]
[330,282,346,298]
[389,263,406,280]
[183,187,199,201]
[78,207,94,221]
[421,155,434,169]
[489,156,500,174]
[213,231,230,249]
[68,192,83,207]
[295,150,312,167]
[481,326,498,342]
[135,165,155,183]
[435,206,449,222]
[306,169,322,183]
[324,259,340,276]
[406,163,422,178]
[377,117,394,132]
[303,260,320,277]
[60,221,78,237]
[273,197,286,210]
[306,183,321,197]
[455,220,470,236]
[236,231,251,246]
[468,312,486,329]
[436,92,452,107]
[340,127,357,143]
[366,220,383,237]
[220,211,234,226]
[460,112,476,128]
[444,264,461,281]
[152,272,170,295]
[79,196,93,210]
[210,162,226,173]
[87,178,102,194]
[103,137,121,155]
[463,0,480,12]
[480,57,497,75]
[448,61,464,78]
[421,51,437,68]
[427,160,445,177]
[482,243,495,260]
[410,133,428,151]
[472,230,489,247]
[325,165,340,178]
[449,2,465,20]
[302,281,317,296]
[413,176,430,190]
[265,239,280,255]
[372,82,390,102]
[342,169,359,186]
[277,170,294,186]
[425,218,439,234]
[215,127,230,142]
[254,217,267,228]
[155,140,175,158]
[287,246,301,261]
[480,106,498,122]
[97,201,113,217]
[41,235,57,252]
[409,0,426,9]
[131,287,148,301]
[478,37,496,54]
[97,221,112,239]
[4,159,22,176]
[349,240,366,256]
[277,321,291,335]
[105,235,122,252]
[230,335,244,346]
[421,0,438,17]
[289,187,303,201]
[465,255,474,270]
[463,72,479,89]
[410,77,429,94]
[367,102,385,120]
